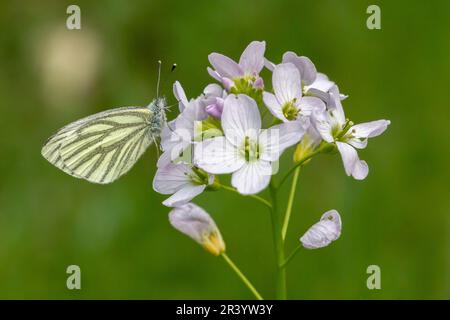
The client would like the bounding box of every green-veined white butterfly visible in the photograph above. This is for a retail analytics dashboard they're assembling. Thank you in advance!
[41,97,167,184]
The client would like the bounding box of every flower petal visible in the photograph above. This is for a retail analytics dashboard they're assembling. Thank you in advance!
[259,121,305,161]
[175,98,208,137]
[208,53,243,79]
[273,63,302,104]
[264,57,276,71]
[336,142,368,180]
[311,108,334,143]
[239,41,266,75]
[262,92,287,122]
[153,163,192,194]
[346,137,368,150]
[328,85,346,126]
[173,81,189,112]
[194,136,244,174]
[231,161,272,195]
[207,67,222,82]
[351,120,391,139]
[300,210,342,249]
[282,52,317,85]
[304,72,335,102]
[163,184,206,207]
[203,83,224,98]
[222,94,261,144]
[297,96,326,116]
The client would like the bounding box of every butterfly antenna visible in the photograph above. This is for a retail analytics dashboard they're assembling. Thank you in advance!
[156,60,162,98]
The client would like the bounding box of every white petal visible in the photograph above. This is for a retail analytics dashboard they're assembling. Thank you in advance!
[203,83,223,97]
[194,136,244,174]
[282,52,317,85]
[297,96,326,116]
[207,67,222,82]
[259,121,304,161]
[160,120,178,151]
[346,137,368,150]
[273,63,302,104]
[311,108,334,143]
[169,203,218,244]
[336,142,368,180]
[157,140,192,168]
[262,92,287,122]
[239,41,266,74]
[306,72,334,92]
[175,98,208,137]
[264,57,276,71]
[163,184,206,207]
[173,81,189,112]
[153,163,192,194]
[208,53,243,79]
[231,161,272,195]
[300,210,342,249]
[351,120,391,139]
[328,85,346,126]
[222,94,261,144]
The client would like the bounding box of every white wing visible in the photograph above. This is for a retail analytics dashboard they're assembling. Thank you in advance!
[42,106,155,184]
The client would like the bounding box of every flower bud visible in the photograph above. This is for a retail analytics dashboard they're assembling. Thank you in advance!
[169,203,226,256]
[293,136,314,163]
[300,210,342,249]
[221,77,235,91]
[205,97,224,119]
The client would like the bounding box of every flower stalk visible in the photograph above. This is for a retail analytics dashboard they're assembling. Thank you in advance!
[269,181,287,299]
[282,166,301,240]
[222,253,263,300]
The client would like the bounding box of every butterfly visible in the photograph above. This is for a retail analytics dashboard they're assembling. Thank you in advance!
[41,97,167,184]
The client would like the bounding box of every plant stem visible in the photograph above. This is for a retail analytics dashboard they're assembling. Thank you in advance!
[222,253,263,300]
[220,185,272,209]
[280,244,302,268]
[281,166,301,241]
[269,181,287,299]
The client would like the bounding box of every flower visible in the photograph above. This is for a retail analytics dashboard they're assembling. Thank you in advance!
[153,163,214,207]
[300,210,342,249]
[207,41,266,91]
[263,63,325,122]
[194,94,304,195]
[169,203,226,256]
[158,82,224,168]
[312,86,390,180]
[266,51,317,85]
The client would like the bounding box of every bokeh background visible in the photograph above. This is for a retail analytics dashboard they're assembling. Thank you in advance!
[0,0,449,299]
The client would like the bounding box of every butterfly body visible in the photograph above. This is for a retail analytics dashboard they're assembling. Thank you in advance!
[42,97,167,184]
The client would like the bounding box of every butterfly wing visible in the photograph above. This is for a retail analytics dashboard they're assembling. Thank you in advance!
[42,106,155,184]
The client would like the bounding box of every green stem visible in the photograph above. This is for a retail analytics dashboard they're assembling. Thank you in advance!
[220,185,272,209]
[281,166,301,241]
[269,181,287,299]
[280,244,302,268]
[222,253,263,300]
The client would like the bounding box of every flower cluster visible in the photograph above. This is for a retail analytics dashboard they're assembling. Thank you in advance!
[153,41,390,298]
[153,40,390,205]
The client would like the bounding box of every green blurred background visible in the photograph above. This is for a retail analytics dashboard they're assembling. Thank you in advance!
[0,0,449,299]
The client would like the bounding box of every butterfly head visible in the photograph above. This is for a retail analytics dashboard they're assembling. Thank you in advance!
[148,97,167,136]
